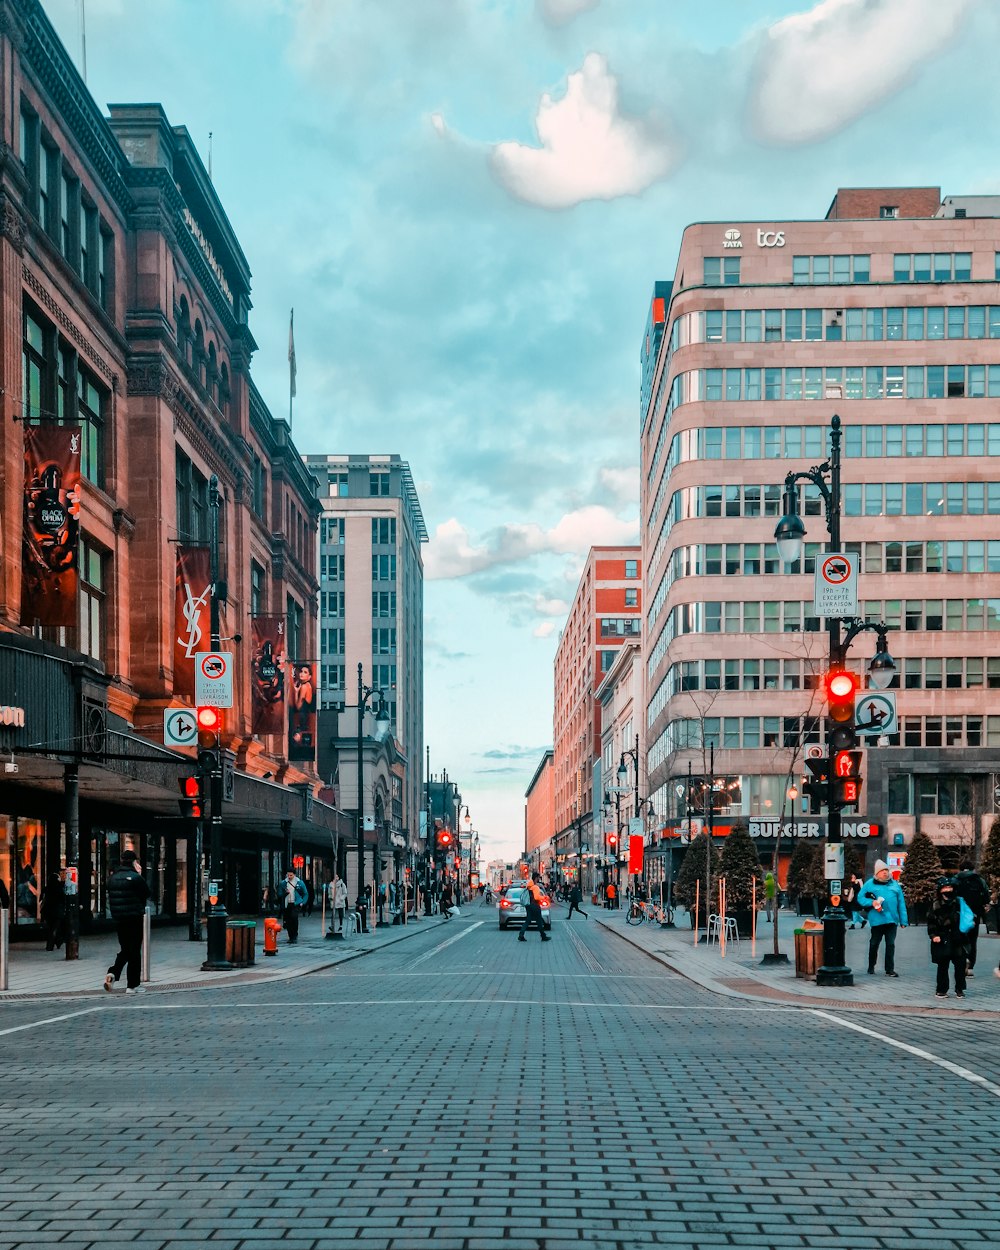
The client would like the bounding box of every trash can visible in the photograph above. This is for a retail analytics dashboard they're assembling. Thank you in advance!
[793,927,824,979]
[225,920,257,968]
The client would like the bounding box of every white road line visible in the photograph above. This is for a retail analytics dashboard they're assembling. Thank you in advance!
[410,921,485,966]
[811,1009,1000,1100]
[0,1006,103,1037]
[125,999,793,1011]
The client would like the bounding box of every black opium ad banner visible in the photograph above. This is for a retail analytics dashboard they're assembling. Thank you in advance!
[250,616,286,736]
[174,546,211,695]
[21,424,82,627]
[288,660,316,762]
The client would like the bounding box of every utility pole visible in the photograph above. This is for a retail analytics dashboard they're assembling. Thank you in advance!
[202,476,231,970]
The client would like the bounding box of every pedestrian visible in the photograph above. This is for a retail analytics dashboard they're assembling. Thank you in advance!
[440,879,454,919]
[377,880,387,924]
[858,858,908,977]
[763,871,775,922]
[278,868,308,944]
[304,877,315,917]
[519,873,551,942]
[844,873,866,929]
[928,876,970,1000]
[40,870,67,951]
[953,859,991,977]
[483,883,493,904]
[0,877,8,910]
[326,873,348,938]
[566,881,588,920]
[103,850,151,994]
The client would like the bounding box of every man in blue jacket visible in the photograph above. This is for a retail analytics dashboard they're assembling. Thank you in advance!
[278,869,309,944]
[858,858,908,977]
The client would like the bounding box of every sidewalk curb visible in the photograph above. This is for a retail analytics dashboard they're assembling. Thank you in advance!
[595,916,999,1021]
[0,914,450,1002]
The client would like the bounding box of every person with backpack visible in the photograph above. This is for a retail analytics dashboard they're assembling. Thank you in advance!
[566,881,587,920]
[928,876,971,1000]
[519,874,550,942]
[953,860,991,977]
[104,850,151,994]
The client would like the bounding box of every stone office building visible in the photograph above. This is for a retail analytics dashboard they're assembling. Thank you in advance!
[642,186,1000,881]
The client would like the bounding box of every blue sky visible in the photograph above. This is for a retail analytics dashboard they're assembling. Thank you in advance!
[43,0,1000,862]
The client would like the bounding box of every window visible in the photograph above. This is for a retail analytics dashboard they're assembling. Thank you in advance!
[23,304,106,487]
[322,627,345,654]
[372,627,396,655]
[625,589,638,607]
[252,456,267,520]
[371,517,396,545]
[78,537,106,661]
[321,553,345,580]
[369,471,390,497]
[372,590,396,619]
[704,257,740,286]
[792,255,869,284]
[250,560,266,617]
[329,472,349,497]
[286,595,304,660]
[321,516,344,545]
[625,560,638,578]
[880,205,898,219]
[372,554,396,581]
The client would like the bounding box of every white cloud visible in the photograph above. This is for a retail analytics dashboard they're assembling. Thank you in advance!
[533,621,558,638]
[534,594,570,617]
[424,505,639,580]
[748,0,975,145]
[599,464,639,507]
[536,0,599,28]
[490,53,679,209]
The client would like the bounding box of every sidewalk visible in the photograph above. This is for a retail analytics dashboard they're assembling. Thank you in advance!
[593,904,1000,1018]
[0,909,447,1001]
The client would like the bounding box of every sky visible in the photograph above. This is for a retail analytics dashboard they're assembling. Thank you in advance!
[42,0,1000,864]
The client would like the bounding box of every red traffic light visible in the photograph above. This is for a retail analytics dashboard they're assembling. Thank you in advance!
[436,829,453,847]
[826,669,858,721]
[196,705,222,748]
[608,833,618,848]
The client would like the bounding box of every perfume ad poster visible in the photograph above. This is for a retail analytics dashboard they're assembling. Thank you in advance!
[288,660,316,762]
[251,615,286,736]
[20,424,81,627]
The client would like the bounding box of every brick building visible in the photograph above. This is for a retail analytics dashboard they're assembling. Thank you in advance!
[0,0,349,937]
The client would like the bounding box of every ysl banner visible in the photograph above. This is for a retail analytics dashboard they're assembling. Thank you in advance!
[287,660,316,762]
[21,424,82,627]
[250,616,286,736]
[174,546,211,694]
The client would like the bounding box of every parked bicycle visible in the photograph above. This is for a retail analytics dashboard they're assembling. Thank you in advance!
[625,899,672,926]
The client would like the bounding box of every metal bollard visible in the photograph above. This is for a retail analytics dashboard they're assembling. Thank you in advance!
[0,907,8,991]
[141,907,151,984]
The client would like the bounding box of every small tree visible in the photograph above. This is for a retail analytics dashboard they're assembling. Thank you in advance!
[900,830,943,913]
[787,841,823,902]
[673,832,720,910]
[979,816,1000,915]
[718,820,764,909]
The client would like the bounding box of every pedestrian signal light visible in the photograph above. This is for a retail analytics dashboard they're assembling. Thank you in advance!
[196,705,222,748]
[178,775,202,821]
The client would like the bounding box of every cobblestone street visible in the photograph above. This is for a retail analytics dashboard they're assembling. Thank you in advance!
[3,909,1000,1249]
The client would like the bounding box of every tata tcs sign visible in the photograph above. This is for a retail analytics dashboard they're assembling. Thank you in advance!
[757,229,785,248]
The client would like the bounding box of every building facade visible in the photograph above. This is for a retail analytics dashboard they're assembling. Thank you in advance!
[641,185,1000,880]
[552,546,642,867]
[524,748,554,870]
[0,0,348,936]
[304,453,426,864]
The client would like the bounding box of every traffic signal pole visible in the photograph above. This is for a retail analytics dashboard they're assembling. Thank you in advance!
[202,476,232,971]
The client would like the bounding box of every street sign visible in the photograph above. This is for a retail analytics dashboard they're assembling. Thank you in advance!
[856,691,896,737]
[813,551,858,618]
[194,651,233,708]
[824,843,845,880]
[164,707,198,748]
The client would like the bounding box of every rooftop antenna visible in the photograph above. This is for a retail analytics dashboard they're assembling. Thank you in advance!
[208,131,213,180]
[79,0,88,84]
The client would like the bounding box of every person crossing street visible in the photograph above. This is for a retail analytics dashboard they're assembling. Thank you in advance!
[566,882,587,920]
[519,874,550,942]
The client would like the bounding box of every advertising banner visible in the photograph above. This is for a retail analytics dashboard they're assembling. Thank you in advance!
[288,660,316,762]
[174,546,211,694]
[250,616,286,735]
[20,424,81,626]
[628,834,644,875]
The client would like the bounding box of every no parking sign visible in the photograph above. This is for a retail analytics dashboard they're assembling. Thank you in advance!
[813,552,858,618]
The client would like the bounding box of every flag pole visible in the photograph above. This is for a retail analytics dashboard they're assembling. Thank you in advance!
[288,307,296,427]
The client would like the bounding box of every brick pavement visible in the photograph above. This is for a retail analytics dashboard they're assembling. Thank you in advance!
[3,910,1000,1248]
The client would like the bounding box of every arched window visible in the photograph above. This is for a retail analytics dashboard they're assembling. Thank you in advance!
[207,342,218,404]
[194,320,205,388]
[219,361,230,417]
[176,295,191,362]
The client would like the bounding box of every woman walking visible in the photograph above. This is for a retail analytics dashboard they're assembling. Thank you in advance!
[928,877,970,1000]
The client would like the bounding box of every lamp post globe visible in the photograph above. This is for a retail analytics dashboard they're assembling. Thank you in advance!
[868,647,896,691]
[774,510,806,565]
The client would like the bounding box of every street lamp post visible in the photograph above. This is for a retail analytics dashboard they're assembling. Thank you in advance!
[355,662,388,934]
[617,735,640,899]
[776,414,896,986]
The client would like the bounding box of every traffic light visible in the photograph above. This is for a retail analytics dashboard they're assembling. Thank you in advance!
[177,774,202,821]
[826,668,858,753]
[196,705,222,749]
[436,828,453,851]
[831,749,863,811]
[802,756,829,813]
[608,832,618,852]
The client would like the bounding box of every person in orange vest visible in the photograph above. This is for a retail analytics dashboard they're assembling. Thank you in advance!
[606,880,617,910]
[519,874,551,942]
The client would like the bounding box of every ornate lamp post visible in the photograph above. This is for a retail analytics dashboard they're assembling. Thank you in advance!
[776,415,896,985]
[354,662,389,934]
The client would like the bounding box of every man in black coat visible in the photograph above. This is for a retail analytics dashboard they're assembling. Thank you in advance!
[104,849,151,994]
[953,860,991,977]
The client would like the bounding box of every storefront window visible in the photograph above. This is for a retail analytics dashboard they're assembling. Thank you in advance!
[14,818,44,923]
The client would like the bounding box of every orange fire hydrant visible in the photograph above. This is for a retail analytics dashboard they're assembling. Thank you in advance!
[263,916,282,956]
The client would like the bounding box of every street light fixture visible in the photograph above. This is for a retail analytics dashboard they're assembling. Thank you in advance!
[775,414,895,987]
[355,662,389,933]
